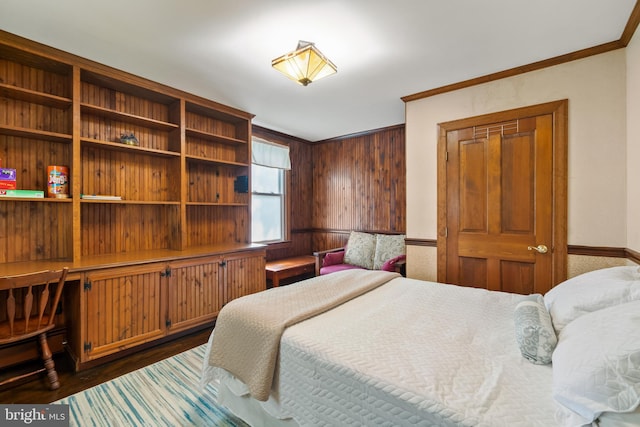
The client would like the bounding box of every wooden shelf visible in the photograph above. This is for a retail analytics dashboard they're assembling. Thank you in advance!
[185,128,246,145]
[81,103,179,131]
[0,83,72,109]
[1,33,252,271]
[185,101,250,124]
[0,243,265,277]
[80,199,180,205]
[186,202,248,207]
[81,69,177,105]
[0,197,72,202]
[0,124,72,143]
[186,154,248,167]
[81,138,180,158]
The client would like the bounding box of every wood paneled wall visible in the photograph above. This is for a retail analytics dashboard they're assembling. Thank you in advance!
[254,124,406,260]
[311,125,406,251]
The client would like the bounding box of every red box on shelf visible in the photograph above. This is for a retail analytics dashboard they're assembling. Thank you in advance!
[0,181,17,189]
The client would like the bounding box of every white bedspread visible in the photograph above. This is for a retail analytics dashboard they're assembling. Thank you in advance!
[204,274,566,426]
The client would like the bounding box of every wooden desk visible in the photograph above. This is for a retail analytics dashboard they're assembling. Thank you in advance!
[265,255,316,287]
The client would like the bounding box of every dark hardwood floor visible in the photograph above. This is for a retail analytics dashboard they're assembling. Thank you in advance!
[0,328,212,404]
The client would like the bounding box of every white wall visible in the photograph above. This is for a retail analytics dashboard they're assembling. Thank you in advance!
[627,30,640,252]
[405,50,628,279]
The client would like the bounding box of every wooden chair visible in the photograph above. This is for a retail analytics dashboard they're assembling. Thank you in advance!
[0,268,68,390]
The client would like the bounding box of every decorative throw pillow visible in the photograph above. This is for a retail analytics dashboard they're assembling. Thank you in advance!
[543,266,640,334]
[373,234,406,270]
[381,254,406,272]
[322,250,345,267]
[513,294,557,365]
[343,231,376,270]
[552,300,640,423]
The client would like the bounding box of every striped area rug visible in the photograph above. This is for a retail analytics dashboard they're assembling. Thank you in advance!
[55,345,249,427]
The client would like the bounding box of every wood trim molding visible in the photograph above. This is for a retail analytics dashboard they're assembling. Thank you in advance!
[435,100,568,285]
[621,1,640,46]
[291,228,314,234]
[401,41,623,102]
[568,245,627,258]
[252,125,312,145]
[626,248,640,264]
[406,242,640,263]
[314,124,405,144]
[401,1,640,103]
[311,228,405,235]
[405,238,437,247]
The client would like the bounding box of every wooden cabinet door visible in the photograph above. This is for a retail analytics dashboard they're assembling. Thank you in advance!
[82,264,165,361]
[166,257,223,334]
[223,251,266,305]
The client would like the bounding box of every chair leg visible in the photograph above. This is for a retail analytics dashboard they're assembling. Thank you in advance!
[38,333,60,390]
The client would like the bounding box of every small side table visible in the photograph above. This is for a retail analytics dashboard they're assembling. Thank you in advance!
[265,255,316,287]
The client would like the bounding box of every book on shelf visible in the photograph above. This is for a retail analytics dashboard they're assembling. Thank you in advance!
[80,194,122,200]
[0,189,45,198]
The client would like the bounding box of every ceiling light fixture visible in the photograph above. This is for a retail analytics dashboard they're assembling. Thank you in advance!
[271,41,337,86]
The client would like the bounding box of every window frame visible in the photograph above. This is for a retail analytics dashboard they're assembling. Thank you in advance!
[250,138,291,245]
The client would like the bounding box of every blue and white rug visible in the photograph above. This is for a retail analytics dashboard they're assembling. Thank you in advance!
[55,345,248,426]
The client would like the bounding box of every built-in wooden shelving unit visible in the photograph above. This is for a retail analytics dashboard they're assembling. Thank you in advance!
[0,30,265,370]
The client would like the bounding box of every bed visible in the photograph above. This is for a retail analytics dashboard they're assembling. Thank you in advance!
[201,267,640,427]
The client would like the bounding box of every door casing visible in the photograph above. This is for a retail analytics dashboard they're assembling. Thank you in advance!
[437,100,568,290]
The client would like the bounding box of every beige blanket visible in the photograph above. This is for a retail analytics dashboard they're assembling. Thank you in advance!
[208,269,400,401]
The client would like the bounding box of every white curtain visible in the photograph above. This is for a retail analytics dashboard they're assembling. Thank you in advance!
[252,137,291,170]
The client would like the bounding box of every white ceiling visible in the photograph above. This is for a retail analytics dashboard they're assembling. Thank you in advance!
[0,0,636,141]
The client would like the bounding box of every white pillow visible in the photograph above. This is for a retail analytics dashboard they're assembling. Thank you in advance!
[598,407,640,427]
[343,231,376,269]
[555,403,640,427]
[513,294,557,364]
[552,300,640,423]
[544,266,640,334]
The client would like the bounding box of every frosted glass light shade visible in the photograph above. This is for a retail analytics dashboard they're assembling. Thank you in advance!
[272,41,337,86]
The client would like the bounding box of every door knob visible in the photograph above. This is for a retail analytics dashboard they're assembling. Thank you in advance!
[527,244,548,254]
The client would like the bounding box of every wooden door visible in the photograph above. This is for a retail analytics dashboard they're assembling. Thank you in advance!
[223,251,266,305]
[438,101,567,294]
[82,264,165,361]
[166,256,223,334]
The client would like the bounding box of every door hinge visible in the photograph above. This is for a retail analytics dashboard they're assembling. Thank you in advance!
[84,342,92,352]
[445,151,449,161]
[444,227,448,237]
[219,260,226,268]
[84,280,91,291]
[165,318,172,328]
[160,267,171,277]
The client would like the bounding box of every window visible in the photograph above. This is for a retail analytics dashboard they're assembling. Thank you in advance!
[252,164,284,242]
[251,138,290,243]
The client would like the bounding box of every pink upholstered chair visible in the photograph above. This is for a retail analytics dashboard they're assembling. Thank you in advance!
[313,232,406,276]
